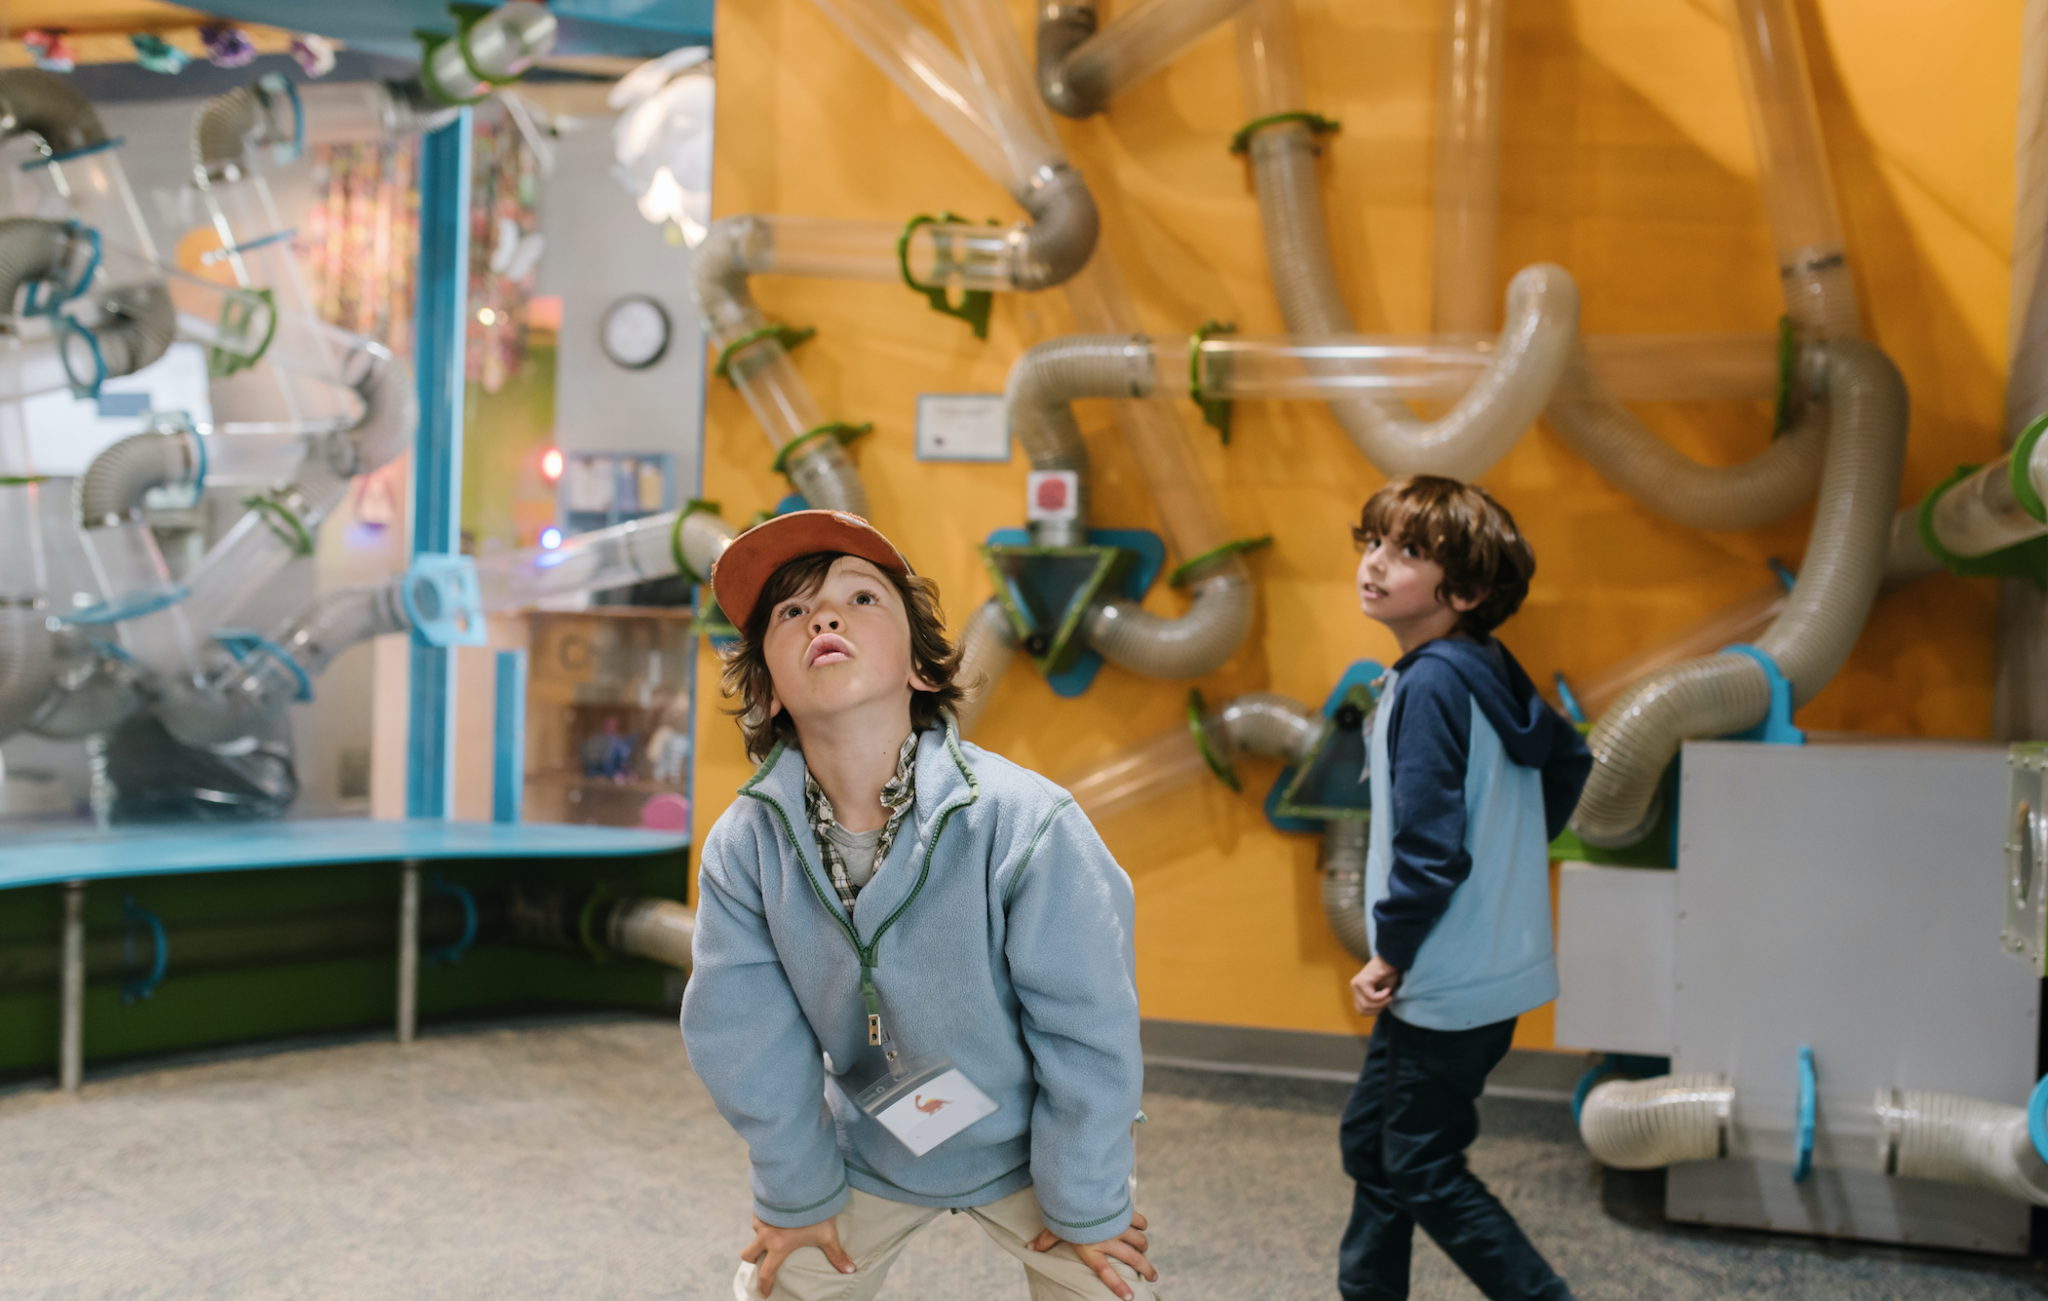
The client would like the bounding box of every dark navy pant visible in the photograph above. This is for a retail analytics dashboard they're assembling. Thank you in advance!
[1338,1012,1573,1301]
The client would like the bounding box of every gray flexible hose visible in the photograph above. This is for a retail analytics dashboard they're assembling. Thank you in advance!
[272,579,411,678]
[1005,332,1252,678]
[1010,163,1099,290]
[953,595,1019,739]
[1084,560,1254,680]
[1881,1090,2048,1206]
[0,69,109,156]
[1544,344,1828,531]
[1213,692,1322,762]
[85,282,178,379]
[1571,338,1909,845]
[0,606,53,740]
[344,341,418,476]
[1248,121,1576,479]
[1320,818,1372,963]
[193,79,292,181]
[76,427,198,527]
[606,897,695,971]
[1580,1074,1733,1169]
[0,217,78,315]
[1036,1,1101,118]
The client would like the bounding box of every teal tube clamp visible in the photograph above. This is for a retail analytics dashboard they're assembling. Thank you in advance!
[425,872,479,967]
[1793,1045,1816,1184]
[215,628,314,702]
[2028,1073,2048,1165]
[403,554,488,648]
[121,894,168,1005]
[1720,644,1804,746]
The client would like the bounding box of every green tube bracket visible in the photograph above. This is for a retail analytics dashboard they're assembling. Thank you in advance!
[209,287,278,379]
[1228,112,1342,157]
[242,492,315,557]
[1187,689,1241,792]
[2011,413,2048,523]
[899,212,997,339]
[1772,315,1798,437]
[771,422,872,477]
[1169,534,1274,588]
[1190,319,1237,443]
[1916,463,2048,590]
[670,498,723,583]
[0,475,50,486]
[713,322,816,385]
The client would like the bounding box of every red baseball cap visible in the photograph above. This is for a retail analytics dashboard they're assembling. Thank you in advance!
[709,509,914,631]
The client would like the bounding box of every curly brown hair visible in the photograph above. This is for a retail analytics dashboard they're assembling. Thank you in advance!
[718,551,964,760]
[1352,475,1535,639]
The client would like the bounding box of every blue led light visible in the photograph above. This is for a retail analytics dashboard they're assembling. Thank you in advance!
[540,526,562,550]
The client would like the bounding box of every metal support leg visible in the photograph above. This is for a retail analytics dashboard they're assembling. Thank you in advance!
[59,880,83,1092]
[397,861,420,1044]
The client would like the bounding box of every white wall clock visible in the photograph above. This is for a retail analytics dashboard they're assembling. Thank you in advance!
[600,295,671,369]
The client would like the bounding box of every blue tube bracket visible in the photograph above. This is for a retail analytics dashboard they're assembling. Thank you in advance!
[1793,1044,1816,1183]
[1721,643,1805,746]
[402,554,488,648]
[424,872,478,967]
[121,894,168,1005]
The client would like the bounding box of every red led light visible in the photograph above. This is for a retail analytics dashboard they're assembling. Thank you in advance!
[540,447,564,482]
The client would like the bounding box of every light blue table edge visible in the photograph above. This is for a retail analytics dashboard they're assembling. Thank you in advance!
[0,818,690,891]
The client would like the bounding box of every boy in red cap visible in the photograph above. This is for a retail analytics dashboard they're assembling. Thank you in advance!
[682,510,1159,1301]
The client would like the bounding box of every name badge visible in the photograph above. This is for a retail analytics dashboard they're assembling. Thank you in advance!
[837,1051,999,1157]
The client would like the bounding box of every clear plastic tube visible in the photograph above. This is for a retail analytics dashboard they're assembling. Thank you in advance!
[199,430,312,487]
[1926,456,2047,558]
[745,214,1021,293]
[1059,0,1258,112]
[940,0,1070,188]
[1729,0,1859,340]
[1236,0,1307,117]
[19,149,157,265]
[808,0,1026,193]
[1432,0,1506,333]
[1180,331,1781,403]
[474,511,680,611]
[1061,720,1212,822]
[0,328,82,405]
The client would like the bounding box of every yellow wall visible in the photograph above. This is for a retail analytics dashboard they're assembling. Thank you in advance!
[692,0,2021,1044]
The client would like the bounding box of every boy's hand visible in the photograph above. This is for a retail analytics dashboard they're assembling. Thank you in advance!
[1027,1210,1156,1300]
[740,1214,856,1297]
[1351,956,1402,1015]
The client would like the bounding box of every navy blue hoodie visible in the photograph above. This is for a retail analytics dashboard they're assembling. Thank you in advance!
[1365,636,1591,1029]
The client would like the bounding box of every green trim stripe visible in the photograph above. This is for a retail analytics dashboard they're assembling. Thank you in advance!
[1228,111,1341,156]
[1002,796,1076,909]
[756,1177,851,1217]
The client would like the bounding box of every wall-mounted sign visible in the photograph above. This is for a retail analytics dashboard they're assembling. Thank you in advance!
[914,392,1009,462]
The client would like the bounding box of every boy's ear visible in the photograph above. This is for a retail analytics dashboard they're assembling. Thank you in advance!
[908,667,938,693]
[1449,587,1487,615]
[767,691,783,719]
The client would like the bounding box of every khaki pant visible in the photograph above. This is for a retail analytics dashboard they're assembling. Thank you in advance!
[733,1186,1164,1301]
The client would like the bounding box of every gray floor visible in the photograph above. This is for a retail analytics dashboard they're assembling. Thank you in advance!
[3,1015,2044,1300]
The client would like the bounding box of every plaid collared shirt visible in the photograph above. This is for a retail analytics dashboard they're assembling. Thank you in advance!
[803,730,919,916]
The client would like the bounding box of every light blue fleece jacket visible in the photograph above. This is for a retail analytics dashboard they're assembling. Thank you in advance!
[680,718,1143,1241]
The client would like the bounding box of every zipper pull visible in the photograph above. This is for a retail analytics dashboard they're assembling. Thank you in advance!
[861,964,883,1046]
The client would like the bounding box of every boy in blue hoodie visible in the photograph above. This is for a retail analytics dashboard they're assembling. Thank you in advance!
[681,510,1159,1301]
[1341,477,1590,1301]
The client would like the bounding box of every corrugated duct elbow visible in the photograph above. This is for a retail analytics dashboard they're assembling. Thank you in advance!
[1543,344,1829,532]
[1580,1075,1734,1169]
[85,281,178,379]
[1880,1091,2048,1207]
[1213,691,1322,762]
[1248,121,1577,479]
[193,78,295,181]
[1036,1,1102,119]
[0,68,109,156]
[0,607,54,740]
[0,217,79,312]
[952,596,1019,739]
[273,579,411,679]
[344,341,418,475]
[1084,560,1254,680]
[76,427,198,527]
[1569,338,1908,846]
[1007,333,1151,543]
[1320,819,1372,963]
[1009,163,1099,291]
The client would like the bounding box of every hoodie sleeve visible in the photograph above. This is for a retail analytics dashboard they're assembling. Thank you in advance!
[1374,658,1474,973]
[1542,716,1593,841]
[680,821,850,1229]
[1001,797,1143,1242]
